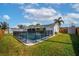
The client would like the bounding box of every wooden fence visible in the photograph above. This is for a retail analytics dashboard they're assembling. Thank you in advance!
[0,30,5,39]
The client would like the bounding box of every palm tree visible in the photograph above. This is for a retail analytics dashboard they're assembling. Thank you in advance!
[54,17,64,26]
[53,17,64,35]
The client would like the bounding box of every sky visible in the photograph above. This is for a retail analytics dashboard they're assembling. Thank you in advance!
[0,3,79,28]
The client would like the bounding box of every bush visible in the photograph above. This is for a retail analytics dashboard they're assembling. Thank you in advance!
[59,28,68,33]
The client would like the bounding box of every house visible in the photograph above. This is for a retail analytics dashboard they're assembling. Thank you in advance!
[44,24,54,36]
[12,23,54,38]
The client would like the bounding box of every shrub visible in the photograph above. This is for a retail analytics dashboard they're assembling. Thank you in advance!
[59,28,68,33]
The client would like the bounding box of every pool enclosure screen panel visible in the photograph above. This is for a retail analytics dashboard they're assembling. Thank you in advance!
[13,30,53,43]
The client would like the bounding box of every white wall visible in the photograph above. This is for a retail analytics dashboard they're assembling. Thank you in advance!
[53,23,59,33]
[46,27,53,31]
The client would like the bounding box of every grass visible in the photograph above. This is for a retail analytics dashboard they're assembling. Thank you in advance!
[0,33,79,56]
[70,34,79,56]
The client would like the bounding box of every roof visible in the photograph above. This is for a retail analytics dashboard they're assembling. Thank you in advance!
[11,23,55,32]
[11,28,27,31]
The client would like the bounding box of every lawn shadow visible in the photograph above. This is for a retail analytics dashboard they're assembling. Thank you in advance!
[69,34,79,56]
[12,35,26,45]
[46,40,72,44]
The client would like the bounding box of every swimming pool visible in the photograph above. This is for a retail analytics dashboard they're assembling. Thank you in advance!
[13,31,53,43]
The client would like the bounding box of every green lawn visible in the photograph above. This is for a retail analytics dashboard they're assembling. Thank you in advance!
[0,33,79,56]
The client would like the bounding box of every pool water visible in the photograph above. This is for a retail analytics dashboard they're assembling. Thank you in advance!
[13,31,53,43]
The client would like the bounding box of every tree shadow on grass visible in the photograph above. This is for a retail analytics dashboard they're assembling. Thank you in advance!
[69,34,79,56]
[46,40,72,44]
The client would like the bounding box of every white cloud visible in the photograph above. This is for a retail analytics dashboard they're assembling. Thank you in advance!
[17,3,25,5]
[24,8,56,16]
[18,23,31,26]
[63,13,79,24]
[19,3,65,26]
[70,20,78,24]
[72,4,79,12]
[64,13,79,19]
[13,25,19,28]
[18,3,79,27]
[3,15,10,20]
[20,4,65,25]
[19,3,40,9]
[23,7,61,21]
[32,22,38,25]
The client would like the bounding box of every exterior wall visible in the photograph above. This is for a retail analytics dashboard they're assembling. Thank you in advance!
[46,27,53,31]
[53,23,59,35]
[46,27,53,35]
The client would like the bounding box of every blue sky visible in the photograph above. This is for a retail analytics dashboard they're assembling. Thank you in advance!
[0,3,79,28]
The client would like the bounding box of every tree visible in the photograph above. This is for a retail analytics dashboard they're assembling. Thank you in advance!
[0,22,8,30]
[53,17,64,35]
[18,25,25,29]
[0,22,2,29]
[0,22,9,34]
[54,17,64,26]
[36,23,40,26]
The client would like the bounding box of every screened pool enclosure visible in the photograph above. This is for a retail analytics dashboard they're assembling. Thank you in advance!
[13,28,53,43]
